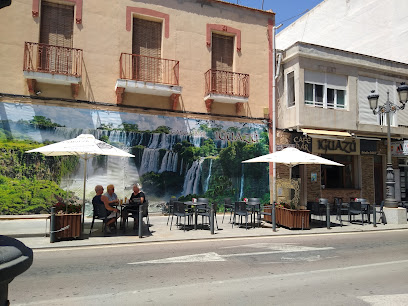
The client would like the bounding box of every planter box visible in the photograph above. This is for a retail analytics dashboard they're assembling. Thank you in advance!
[275,207,310,229]
[55,213,81,239]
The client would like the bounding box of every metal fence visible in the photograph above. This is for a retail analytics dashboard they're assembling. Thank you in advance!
[205,69,249,97]
[23,42,82,77]
[119,53,179,86]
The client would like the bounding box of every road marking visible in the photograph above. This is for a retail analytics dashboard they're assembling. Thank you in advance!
[128,252,226,264]
[359,293,408,305]
[128,244,334,265]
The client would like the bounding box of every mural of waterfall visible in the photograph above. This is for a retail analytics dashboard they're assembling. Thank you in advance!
[183,160,203,196]
[239,164,245,200]
[203,158,213,193]
[0,100,269,215]
[159,151,178,173]
[139,148,161,176]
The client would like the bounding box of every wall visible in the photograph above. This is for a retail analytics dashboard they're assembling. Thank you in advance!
[0,0,273,118]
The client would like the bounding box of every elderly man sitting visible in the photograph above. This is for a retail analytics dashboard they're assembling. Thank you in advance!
[92,185,119,233]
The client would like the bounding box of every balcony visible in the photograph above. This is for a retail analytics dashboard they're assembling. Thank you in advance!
[204,69,249,113]
[115,53,182,108]
[23,42,82,97]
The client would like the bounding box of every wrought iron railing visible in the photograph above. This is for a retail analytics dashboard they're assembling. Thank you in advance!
[205,69,249,97]
[23,42,82,77]
[119,53,179,86]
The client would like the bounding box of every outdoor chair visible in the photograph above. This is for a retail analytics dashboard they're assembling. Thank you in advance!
[257,204,273,228]
[374,201,386,224]
[166,197,177,226]
[348,201,365,225]
[232,201,253,230]
[89,201,109,236]
[170,201,193,232]
[123,198,141,231]
[197,202,219,230]
[222,197,234,223]
[335,197,348,226]
[247,198,261,224]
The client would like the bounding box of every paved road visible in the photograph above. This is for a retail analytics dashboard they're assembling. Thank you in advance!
[9,230,408,305]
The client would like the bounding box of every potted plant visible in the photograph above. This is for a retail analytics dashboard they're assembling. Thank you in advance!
[52,195,82,240]
[274,202,310,230]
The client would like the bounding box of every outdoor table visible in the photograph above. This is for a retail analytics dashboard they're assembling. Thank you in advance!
[246,202,261,227]
[343,202,372,224]
[185,201,207,230]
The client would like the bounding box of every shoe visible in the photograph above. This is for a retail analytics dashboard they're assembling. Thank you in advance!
[105,226,112,234]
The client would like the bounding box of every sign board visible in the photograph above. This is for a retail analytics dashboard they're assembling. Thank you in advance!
[391,141,408,156]
[313,138,360,155]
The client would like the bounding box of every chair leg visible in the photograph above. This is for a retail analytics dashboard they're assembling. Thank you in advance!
[89,217,95,236]
[170,214,174,230]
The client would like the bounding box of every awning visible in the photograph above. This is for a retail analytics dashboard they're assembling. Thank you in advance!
[301,129,352,137]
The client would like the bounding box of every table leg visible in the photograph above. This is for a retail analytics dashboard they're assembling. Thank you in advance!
[194,208,197,230]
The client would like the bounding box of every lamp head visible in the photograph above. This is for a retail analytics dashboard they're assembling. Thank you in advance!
[367,90,379,114]
[397,82,408,104]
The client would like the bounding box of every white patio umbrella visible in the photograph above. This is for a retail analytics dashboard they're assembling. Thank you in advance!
[242,147,344,167]
[242,147,343,230]
[243,146,343,180]
[26,134,135,234]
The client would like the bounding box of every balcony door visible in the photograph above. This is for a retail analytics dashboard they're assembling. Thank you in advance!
[39,1,74,74]
[211,33,234,94]
[132,18,162,83]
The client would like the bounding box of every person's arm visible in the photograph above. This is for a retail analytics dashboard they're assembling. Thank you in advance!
[102,195,118,212]
[140,192,145,204]
[109,193,119,205]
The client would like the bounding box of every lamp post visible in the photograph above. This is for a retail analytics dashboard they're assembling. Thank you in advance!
[367,82,408,208]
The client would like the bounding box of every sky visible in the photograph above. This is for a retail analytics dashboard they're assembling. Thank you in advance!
[223,0,324,31]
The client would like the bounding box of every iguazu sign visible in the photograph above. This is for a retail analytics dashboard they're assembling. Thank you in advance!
[313,138,359,155]
[0,101,269,215]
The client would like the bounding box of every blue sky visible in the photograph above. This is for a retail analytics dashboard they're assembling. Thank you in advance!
[223,0,324,31]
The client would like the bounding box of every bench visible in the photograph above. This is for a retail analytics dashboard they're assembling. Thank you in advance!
[0,214,51,236]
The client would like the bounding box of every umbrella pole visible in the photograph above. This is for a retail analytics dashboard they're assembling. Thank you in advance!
[81,156,87,238]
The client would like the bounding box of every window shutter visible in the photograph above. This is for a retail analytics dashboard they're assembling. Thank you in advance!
[40,1,74,47]
[211,33,233,71]
[132,18,162,83]
[39,1,74,74]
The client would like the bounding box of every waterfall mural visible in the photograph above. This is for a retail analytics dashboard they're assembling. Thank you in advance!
[0,101,270,215]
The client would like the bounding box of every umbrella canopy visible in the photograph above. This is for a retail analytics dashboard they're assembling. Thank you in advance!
[26,134,134,158]
[242,147,344,167]
[26,134,135,236]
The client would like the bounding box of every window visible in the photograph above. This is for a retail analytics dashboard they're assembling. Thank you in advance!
[321,155,355,188]
[132,18,162,82]
[304,70,347,109]
[287,71,295,107]
[39,1,74,74]
[211,33,234,94]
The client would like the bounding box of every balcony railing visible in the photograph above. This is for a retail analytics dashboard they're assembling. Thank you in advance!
[119,53,179,86]
[23,42,82,77]
[205,69,249,97]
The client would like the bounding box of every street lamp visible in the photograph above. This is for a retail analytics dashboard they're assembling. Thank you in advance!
[367,82,408,208]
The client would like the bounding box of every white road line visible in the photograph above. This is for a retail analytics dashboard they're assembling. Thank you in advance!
[128,246,334,265]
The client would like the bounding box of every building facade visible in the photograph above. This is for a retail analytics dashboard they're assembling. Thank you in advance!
[0,0,275,213]
[276,42,408,206]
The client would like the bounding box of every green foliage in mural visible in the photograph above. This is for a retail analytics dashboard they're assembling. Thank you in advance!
[0,175,73,215]
[122,123,139,132]
[140,171,184,196]
[199,139,218,157]
[173,140,200,165]
[0,138,79,214]
[219,141,247,177]
[152,126,171,134]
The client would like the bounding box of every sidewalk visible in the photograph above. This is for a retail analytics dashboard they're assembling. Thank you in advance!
[1,214,408,249]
